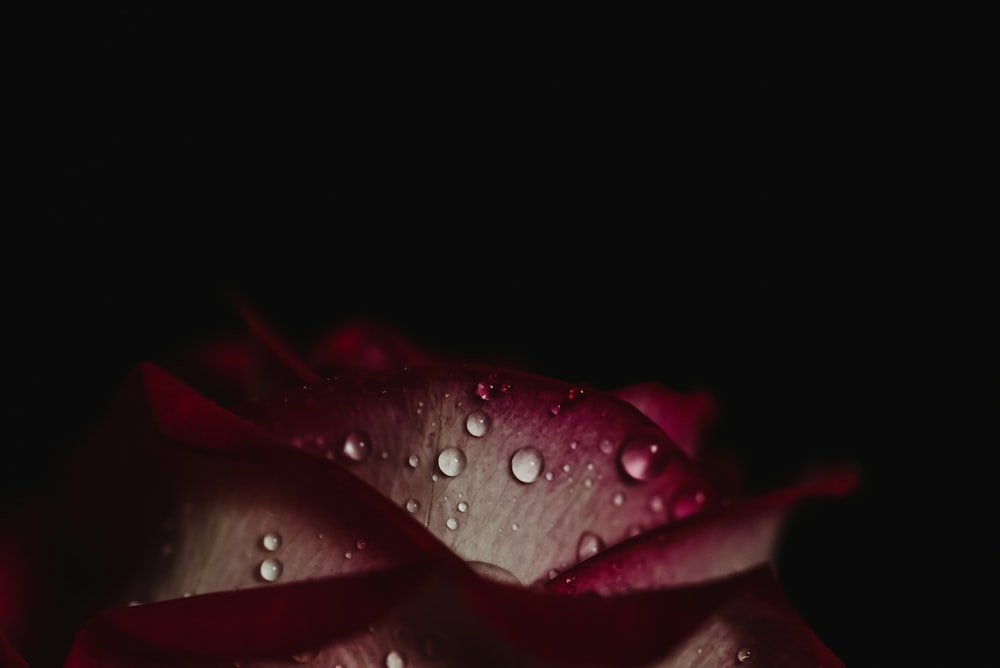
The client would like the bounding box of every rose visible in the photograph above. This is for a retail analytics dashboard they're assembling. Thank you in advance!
[3,305,857,667]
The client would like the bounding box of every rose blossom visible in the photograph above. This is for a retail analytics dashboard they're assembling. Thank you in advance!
[2,304,857,667]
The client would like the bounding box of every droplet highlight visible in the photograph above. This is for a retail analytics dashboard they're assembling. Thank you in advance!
[465,409,492,437]
[262,532,282,551]
[510,446,544,483]
[437,447,467,477]
[340,430,373,463]
[577,531,605,562]
[259,557,283,582]
[618,429,675,481]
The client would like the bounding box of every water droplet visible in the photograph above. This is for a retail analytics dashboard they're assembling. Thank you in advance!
[511,522,520,531]
[511,446,544,483]
[567,386,586,401]
[476,375,500,401]
[259,557,283,582]
[407,454,420,468]
[344,551,353,559]
[599,438,615,455]
[469,561,521,585]
[648,494,665,513]
[465,409,492,437]
[584,478,593,488]
[406,499,421,513]
[446,517,459,530]
[549,402,562,415]
[437,447,467,477]
[457,501,469,513]
[547,568,559,580]
[626,523,643,537]
[670,486,707,520]
[612,491,625,506]
[356,539,367,550]
[619,429,675,481]
[562,463,571,473]
[340,430,373,463]
[262,532,282,551]
[737,646,754,663]
[291,649,318,663]
[570,441,578,450]
[577,531,605,562]
[544,471,554,481]
[385,650,405,668]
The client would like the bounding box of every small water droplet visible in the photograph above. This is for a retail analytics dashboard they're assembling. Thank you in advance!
[612,491,625,506]
[344,551,353,559]
[570,441,578,450]
[385,649,405,668]
[648,494,665,513]
[465,409,492,437]
[599,438,615,455]
[476,375,500,401]
[547,568,559,580]
[457,501,469,513]
[340,430,373,463]
[619,429,675,481]
[670,486,708,520]
[407,454,420,468]
[626,523,643,537]
[262,532,282,551]
[291,649,319,663]
[544,471,554,481]
[567,386,586,401]
[577,531,605,562]
[431,473,439,482]
[356,539,366,550]
[562,463,571,473]
[511,446,544,483]
[437,447,467,477]
[446,517,459,530]
[584,478,593,488]
[511,522,520,531]
[259,557,283,582]
[736,646,753,663]
[549,402,562,415]
[406,499,421,513]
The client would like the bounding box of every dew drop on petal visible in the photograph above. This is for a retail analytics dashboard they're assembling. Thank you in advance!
[670,486,708,520]
[344,551,352,559]
[549,402,562,415]
[648,494,665,514]
[737,647,754,663]
[356,539,367,550]
[262,532,282,551]
[407,454,420,468]
[577,531,605,562]
[385,649,405,667]
[567,386,586,401]
[446,517,459,530]
[511,522,519,531]
[612,491,625,506]
[476,375,500,401]
[511,446,544,483]
[259,558,283,582]
[465,409,492,437]
[544,471,554,481]
[599,438,615,455]
[437,447,467,477]
[406,499,421,514]
[619,429,674,481]
[457,501,469,513]
[340,430,373,463]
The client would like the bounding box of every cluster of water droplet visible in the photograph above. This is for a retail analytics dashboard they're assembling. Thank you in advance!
[258,531,284,582]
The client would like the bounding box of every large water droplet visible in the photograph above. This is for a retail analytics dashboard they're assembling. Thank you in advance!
[406,499,421,513]
[736,646,754,663]
[465,409,492,437]
[262,532,282,551]
[577,531,605,562]
[259,557,283,582]
[385,650,405,668]
[446,517,459,530]
[510,446,544,483]
[618,429,675,481]
[437,447,467,477]
[341,430,373,463]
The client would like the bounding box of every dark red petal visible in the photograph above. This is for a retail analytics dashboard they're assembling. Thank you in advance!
[64,561,435,667]
[309,318,438,371]
[230,295,323,387]
[546,466,861,594]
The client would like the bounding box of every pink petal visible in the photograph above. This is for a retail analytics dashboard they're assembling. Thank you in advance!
[237,364,718,587]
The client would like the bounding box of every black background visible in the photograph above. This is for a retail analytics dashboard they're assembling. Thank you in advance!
[7,9,984,667]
